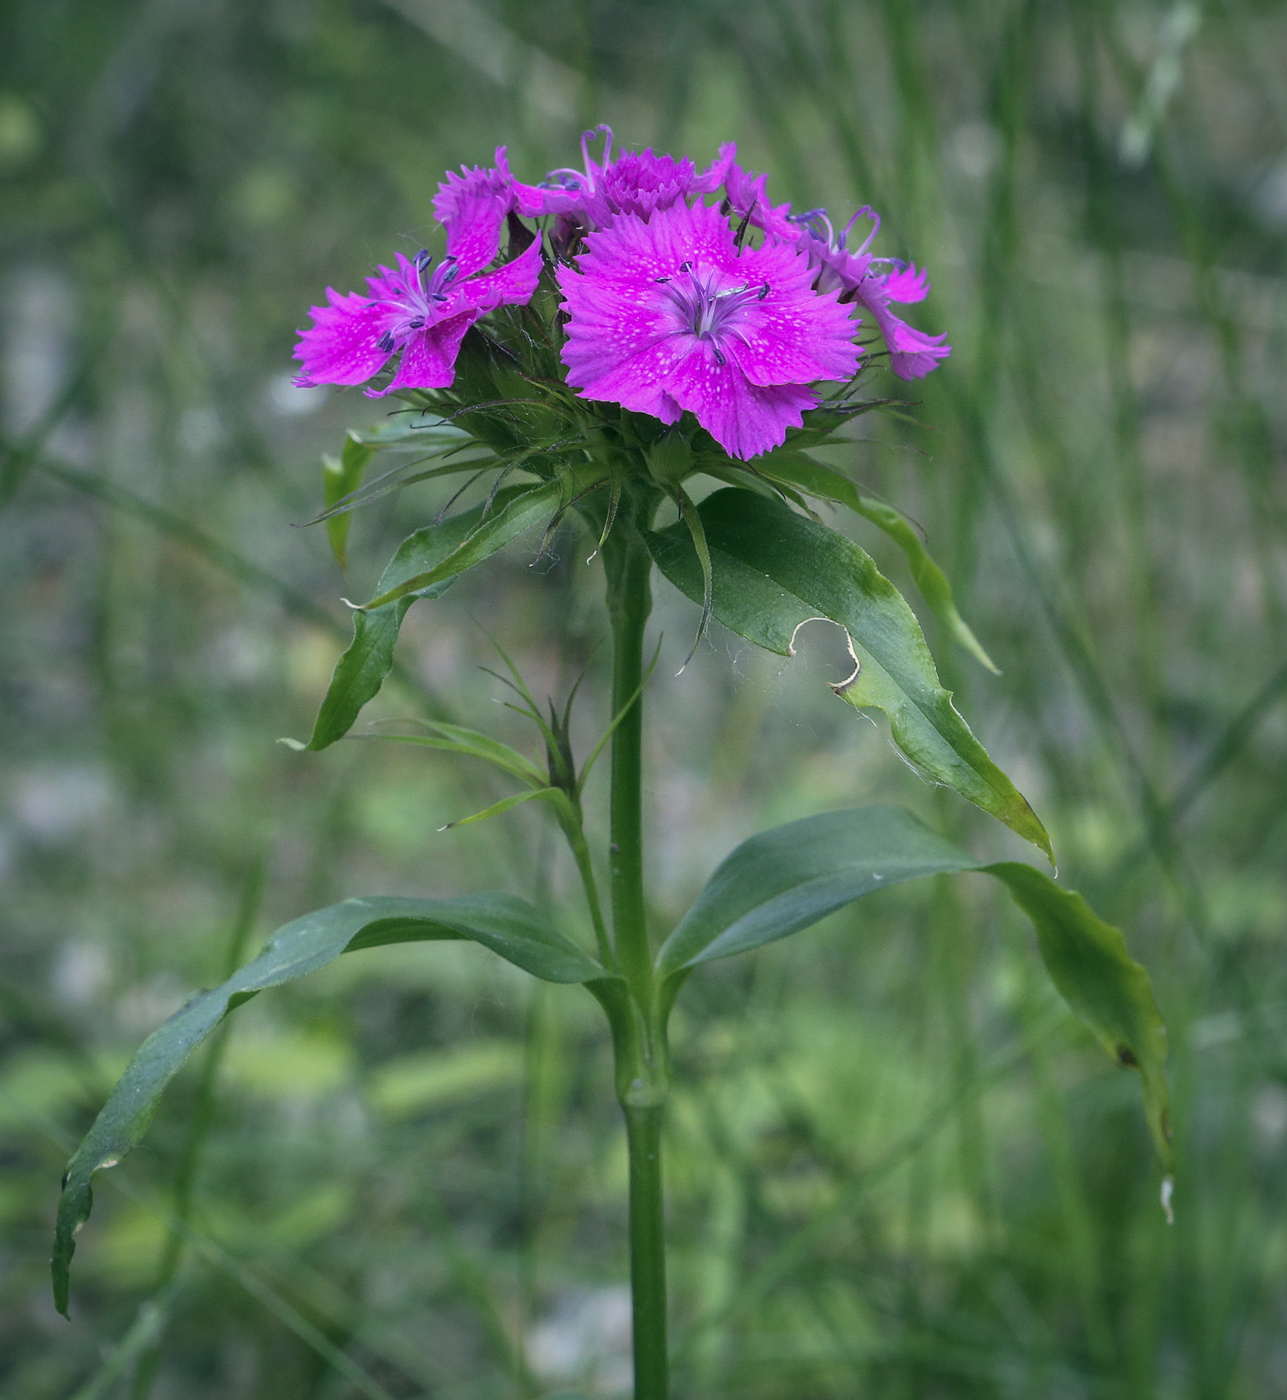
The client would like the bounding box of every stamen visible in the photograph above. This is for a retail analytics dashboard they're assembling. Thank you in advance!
[842,205,881,255]
[657,263,773,354]
[414,248,432,270]
[571,125,614,192]
[377,332,395,353]
[791,208,835,245]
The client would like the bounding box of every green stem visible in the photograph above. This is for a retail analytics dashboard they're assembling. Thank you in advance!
[563,812,615,972]
[602,513,654,997]
[601,492,670,1400]
[626,1106,669,1400]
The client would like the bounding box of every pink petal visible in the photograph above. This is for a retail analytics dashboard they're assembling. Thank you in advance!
[463,236,544,312]
[379,312,477,394]
[443,191,509,278]
[664,342,817,459]
[722,162,797,243]
[880,262,930,303]
[293,290,398,387]
[885,323,951,379]
[434,151,515,231]
[692,141,737,194]
[724,240,860,387]
[567,331,690,424]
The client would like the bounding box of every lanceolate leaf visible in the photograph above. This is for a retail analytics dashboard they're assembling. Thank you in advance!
[307,486,548,750]
[986,861,1172,1171]
[322,432,380,570]
[849,495,1000,675]
[656,806,1171,1173]
[754,449,999,673]
[646,489,1051,859]
[363,723,548,787]
[53,894,604,1315]
[360,463,604,611]
[656,806,971,974]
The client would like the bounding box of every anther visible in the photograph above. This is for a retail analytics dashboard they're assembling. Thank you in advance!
[377,332,395,353]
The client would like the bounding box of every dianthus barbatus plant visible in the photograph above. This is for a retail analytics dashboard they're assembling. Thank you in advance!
[53,127,1173,1399]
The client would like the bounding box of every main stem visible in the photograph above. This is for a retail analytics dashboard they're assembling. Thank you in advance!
[602,502,669,1400]
[625,1105,667,1399]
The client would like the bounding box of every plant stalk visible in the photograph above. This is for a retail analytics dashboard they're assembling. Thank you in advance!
[626,1105,668,1400]
[602,496,669,1399]
[603,519,654,996]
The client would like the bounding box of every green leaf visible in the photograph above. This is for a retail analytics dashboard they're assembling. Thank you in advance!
[306,497,503,750]
[362,722,548,787]
[674,484,713,669]
[53,893,603,1315]
[308,480,575,750]
[985,861,1172,1172]
[360,465,602,610]
[322,432,379,570]
[441,786,570,829]
[656,806,972,975]
[656,805,1171,1174]
[646,489,1051,859]
[755,450,999,673]
[349,414,470,448]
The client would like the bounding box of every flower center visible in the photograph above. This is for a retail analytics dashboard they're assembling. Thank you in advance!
[656,262,769,365]
[376,251,460,351]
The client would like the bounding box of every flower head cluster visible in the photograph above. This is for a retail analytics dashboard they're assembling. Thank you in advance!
[293,128,951,457]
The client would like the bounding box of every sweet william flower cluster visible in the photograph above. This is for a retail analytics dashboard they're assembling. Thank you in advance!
[295,128,951,461]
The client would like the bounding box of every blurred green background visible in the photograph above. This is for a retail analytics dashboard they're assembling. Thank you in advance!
[2,1,1286,1396]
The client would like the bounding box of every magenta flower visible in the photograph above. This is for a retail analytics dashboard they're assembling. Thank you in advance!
[795,207,951,380]
[514,126,735,233]
[433,147,526,262]
[294,172,541,395]
[557,198,859,460]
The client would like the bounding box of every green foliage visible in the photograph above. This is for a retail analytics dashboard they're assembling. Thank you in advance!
[658,806,1171,1173]
[658,805,979,974]
[321,432,378,571]
[360,467,603,611]
[755,447,999,673]
[985,861,1172,1173]
[647,489,1053,859]
[53,894,605,1315]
